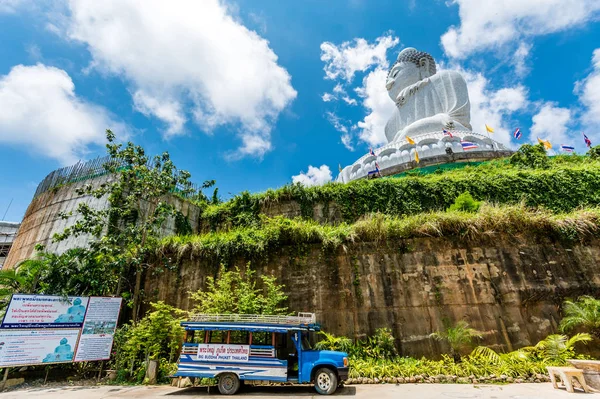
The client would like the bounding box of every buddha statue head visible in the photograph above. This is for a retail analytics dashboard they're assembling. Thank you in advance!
[386,47,436,101]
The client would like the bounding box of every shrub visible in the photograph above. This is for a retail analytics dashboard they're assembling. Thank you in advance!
[509,143,550,168]
[363,328,398,359]
[314,331,353,353]
[430,321,483,361]
[559,296,600,339]
[447,192,480,212]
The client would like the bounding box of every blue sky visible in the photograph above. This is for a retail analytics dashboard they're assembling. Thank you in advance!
[1,0,600,222]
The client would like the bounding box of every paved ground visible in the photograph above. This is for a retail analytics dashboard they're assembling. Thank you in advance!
[0,383,592,398]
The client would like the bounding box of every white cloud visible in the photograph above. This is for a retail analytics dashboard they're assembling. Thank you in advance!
[512,42,532,77]
[341,133,354,151]
[320,35,399,82]
[576,48,600,127]
[0,0,25,13]
[320,35,399,148]
[324,111,354,151]
[63,0,296,158]
[354,68,397,147]
[132,91,185,137]
[322,93,335,102]
[292,165,332,186]
[453,66,528,148]
[0,64,126,164]
[325,112,348,134]
[322,83,357,105]
[530,103,572,146]
[442,0,600,59]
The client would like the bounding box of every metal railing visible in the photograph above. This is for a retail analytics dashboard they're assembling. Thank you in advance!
[187,313,316,325]
[33,156,201,200]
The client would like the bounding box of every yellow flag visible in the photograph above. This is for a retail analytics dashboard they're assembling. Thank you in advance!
[414,149,420,164]
[537,137,552,150]
[485,124,494,133]
[406,136,416,145]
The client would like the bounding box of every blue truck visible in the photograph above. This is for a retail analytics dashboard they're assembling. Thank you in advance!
[172,313,349,395]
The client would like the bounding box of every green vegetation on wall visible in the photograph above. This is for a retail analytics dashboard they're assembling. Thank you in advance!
[202,155,600,230]
[163,203,600,262]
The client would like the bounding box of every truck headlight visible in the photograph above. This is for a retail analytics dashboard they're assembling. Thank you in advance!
[343,357,348,367]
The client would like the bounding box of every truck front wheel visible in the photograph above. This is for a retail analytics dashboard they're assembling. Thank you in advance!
[314,368,338,395]
[218,373,240,395]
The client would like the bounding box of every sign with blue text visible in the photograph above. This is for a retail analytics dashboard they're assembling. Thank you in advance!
[1,295,89,329]
[0,294,122,367]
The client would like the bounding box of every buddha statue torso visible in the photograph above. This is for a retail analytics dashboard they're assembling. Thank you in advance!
[384,48,472,143]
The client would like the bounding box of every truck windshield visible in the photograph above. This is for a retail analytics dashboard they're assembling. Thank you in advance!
[301,332,312,350]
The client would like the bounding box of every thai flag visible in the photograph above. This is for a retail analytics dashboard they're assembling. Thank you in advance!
[584,134,592,148]
[443,129,453,138]
[461,140,478,150]
[513,128,522,140]
[369,148,376,156]
[561,145,575,152]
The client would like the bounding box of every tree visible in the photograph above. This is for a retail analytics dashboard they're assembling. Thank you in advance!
[189,263,288,315]
[430,321,483,362]
[0,269,25,312]
[559,296,600,339]
[509,143,550,168]
[588,145,600,159]
[53,130,199,321]
[112,301,187,382]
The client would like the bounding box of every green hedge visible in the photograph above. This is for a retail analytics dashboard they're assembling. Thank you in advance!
[202,156,600,229]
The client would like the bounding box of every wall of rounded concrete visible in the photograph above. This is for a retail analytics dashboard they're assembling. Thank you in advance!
[4,174,201,269]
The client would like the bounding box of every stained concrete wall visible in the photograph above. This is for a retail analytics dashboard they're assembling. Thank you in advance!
[144,235,600,358]
[4,175,202,269]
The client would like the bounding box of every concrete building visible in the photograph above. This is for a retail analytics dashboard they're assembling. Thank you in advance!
[0,221,20,269]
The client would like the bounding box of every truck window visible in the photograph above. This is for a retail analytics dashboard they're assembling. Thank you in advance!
[229,331,249,344]
[251,331,271,346]
[209,331,226,343]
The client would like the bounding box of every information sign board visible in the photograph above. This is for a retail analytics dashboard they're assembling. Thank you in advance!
[74,297,122,362]
[0,295,122,367]
[1,295,89,329]
[0,329,81,367]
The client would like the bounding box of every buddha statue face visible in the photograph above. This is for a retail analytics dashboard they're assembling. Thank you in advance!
[386,48,436,102]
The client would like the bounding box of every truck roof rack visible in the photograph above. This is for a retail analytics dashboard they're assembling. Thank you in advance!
[187,312,316,325]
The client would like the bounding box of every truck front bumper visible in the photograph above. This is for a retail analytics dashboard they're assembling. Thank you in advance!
[337,367,349,381]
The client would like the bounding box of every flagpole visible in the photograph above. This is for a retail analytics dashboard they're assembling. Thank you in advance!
[484,125,496,152]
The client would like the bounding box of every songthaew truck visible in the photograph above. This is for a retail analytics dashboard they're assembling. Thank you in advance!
[172,313,349,395]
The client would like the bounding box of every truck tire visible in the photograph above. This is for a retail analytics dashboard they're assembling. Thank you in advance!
[218,373,240,395]
[314,368,338,395]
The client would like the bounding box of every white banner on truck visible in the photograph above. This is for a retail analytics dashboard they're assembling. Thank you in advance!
[197,344,249,363]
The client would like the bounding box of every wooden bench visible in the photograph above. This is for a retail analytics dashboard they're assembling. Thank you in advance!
[547,366,591,393]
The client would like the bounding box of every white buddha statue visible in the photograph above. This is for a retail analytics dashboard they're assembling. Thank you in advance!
[384,47,472,143]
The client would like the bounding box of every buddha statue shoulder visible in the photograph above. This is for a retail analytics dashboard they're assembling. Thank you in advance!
[384,48,472,143]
